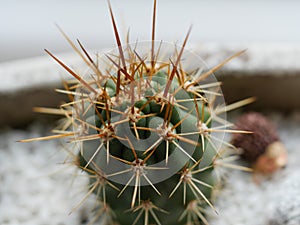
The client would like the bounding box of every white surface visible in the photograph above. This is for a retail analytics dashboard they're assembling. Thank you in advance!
[1,0,300,62]
[2,42,300,93]
[1,112,300,224]
[0,52,80,93]
[195,42,300,72]
[0,125,93,225]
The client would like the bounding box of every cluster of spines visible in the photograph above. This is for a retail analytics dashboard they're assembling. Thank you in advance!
[19,0,256,224]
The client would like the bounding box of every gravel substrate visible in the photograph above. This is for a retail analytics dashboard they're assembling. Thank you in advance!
[0,125,94,225]
[1,112,300,225]
[208,111,300,225]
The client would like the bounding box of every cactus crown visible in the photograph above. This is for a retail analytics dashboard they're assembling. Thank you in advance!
[21,1,255,224]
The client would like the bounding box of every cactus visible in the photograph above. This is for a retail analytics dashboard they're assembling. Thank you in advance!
[231,112,287,175]
[20,1,255,224]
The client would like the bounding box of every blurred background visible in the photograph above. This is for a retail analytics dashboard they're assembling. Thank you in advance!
[1,2,300,225]
[1,0,300,62]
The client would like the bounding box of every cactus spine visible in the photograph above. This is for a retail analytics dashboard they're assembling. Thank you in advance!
[21,1,254,224]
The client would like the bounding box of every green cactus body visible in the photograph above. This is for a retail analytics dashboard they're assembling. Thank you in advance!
[74,59,218,225]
